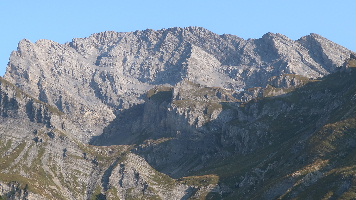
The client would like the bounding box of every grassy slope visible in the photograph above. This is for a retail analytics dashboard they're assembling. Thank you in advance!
[195,67,356,199]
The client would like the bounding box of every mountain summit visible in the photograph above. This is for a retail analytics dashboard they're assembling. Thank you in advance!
[0,27,355,199]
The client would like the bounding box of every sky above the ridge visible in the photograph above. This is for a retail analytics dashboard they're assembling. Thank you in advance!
[0,0,355,76]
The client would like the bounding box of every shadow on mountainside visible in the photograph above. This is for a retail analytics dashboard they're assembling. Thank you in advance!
[90,68,356,199]
[89,88,221,178]
[202,68,356,199]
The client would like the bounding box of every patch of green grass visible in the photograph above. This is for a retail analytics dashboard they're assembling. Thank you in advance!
[0,77,64,116]
[0,142,26,169]
[91,185,104,200]
[0,138,68,199]
[0,173,35,193]
[263,84,295,97]
[0,77,25,99]
[0,172,65,199]
[149,168,176,189]
[46,104,64,116]
[147,86,174,104]
[308,118,356,161]
[142,137,174,147]
[0,139,12,158]
[265,73,317,96]
[178,174,219,187]
[107,187,120,200]
[153,68,356,199]
[20,143,34,166]
[147,86,173,98]
[123,186,162,200]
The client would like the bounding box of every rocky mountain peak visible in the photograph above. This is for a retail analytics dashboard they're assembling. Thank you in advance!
[1,28,353,142]
[261,32,288,39]
[0,27,355,199]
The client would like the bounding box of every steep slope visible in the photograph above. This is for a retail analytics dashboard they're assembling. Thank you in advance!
[195,66,356,199]
[4,27,351,141]
[0,27,355,199]
[90,56,356,199]
[0,77,218,199]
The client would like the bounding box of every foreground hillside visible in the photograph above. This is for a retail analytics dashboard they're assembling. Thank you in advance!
[0,27,354,199]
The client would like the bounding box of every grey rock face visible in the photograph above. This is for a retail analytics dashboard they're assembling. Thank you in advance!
[0,27,355,199]
[0,78,214,199]
[4,27,351,141]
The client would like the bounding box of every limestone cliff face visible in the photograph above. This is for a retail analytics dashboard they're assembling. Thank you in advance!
[0,79,215,199]
[4,27,351,141]
[0,27,355,199]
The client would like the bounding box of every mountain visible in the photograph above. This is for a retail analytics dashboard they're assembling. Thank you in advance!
[0,27,355,199]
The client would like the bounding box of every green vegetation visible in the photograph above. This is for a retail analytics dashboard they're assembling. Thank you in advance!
[147,86,173,98]
[148,166,176,189]
[263,74,319,98]
[179,81,238,102]
[0,130,70,199]
[0,140,12,158]
[107,187,120,200]
[189,68,356,199]
[0,142,26,169]
[147,86,174,104]
[124,187,161,200]
[0,77,25,99]
[0,59,353,199]
[0,77,64,116]
[178,174,219,187]
[91,185,105,200]
[263,84,290,97]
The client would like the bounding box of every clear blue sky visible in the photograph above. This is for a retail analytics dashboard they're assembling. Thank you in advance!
[0,0,355,76]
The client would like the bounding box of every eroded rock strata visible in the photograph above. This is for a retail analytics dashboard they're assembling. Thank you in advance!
[0,27,355,199]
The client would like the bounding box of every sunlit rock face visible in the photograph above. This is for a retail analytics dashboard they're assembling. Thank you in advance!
[0,27,354,199]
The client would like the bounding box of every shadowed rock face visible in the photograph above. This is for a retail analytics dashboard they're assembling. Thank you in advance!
[0,27,355,199]
[4,27,351,141]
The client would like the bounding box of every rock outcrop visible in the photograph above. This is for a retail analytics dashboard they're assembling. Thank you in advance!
[4,27,351,140]
[0,27,355,199]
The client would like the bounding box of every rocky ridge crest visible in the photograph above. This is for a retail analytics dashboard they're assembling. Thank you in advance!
[0,27,355,199]
[4,27,351,140]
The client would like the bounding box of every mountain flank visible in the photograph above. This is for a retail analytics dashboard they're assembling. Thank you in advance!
[0,27,355,199]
